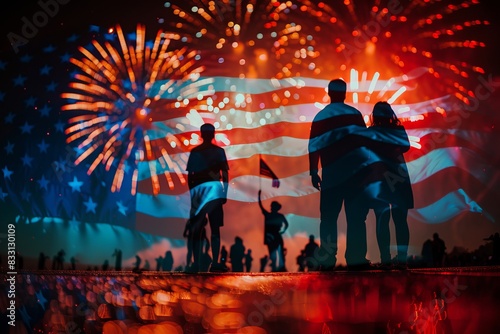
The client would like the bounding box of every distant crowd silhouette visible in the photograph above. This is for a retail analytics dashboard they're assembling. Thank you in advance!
[11,228,498,273]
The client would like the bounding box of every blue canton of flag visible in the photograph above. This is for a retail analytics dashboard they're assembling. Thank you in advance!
[0,28,136,229]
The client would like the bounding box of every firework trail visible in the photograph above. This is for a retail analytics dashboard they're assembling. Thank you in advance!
[62,24,207,195]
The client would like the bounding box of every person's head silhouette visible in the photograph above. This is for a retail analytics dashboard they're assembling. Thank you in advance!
[200,123,215,141]
[328,79,347,103]
[270,201,282,212]
[371,101,400,127]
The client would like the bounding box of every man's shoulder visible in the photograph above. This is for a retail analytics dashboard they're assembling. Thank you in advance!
[331,102,362,113]
[190,143,204,152]
[203,143,225,152]
[316,103,362,118]
[190,143,224,152]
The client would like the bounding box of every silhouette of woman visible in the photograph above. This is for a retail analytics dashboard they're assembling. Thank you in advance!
[367,101,414,268]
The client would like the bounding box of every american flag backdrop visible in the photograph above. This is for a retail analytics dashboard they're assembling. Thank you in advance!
[135,74,500,223]
[1,0,499,268]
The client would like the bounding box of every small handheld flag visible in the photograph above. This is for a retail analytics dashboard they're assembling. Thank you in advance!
[259,156,280,188]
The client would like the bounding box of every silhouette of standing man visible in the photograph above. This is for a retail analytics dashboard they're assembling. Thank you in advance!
[308,78,370,270]
[187,123,229,272]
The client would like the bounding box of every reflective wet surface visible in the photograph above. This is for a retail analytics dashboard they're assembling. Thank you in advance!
[3,267,500,333]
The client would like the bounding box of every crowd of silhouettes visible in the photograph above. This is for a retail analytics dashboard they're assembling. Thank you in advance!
[13,229,500,273]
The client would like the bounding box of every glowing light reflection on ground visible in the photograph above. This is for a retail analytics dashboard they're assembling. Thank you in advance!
[8,267,500,333]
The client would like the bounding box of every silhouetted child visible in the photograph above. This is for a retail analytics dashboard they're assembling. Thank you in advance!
[258,190,289,272]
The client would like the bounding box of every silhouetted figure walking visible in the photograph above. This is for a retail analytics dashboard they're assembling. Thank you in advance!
[432,233,446,267]
[258,190,289,272]
[230,236,245,272]
[245,249,253,272]
[304,235,320,271]
[113,249,122,271]
[186,123,229,272]
[308,78,369,270]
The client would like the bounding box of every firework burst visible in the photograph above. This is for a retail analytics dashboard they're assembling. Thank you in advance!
[62,24,206,195]
[163,0,321,79]
[293,0,490,106]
